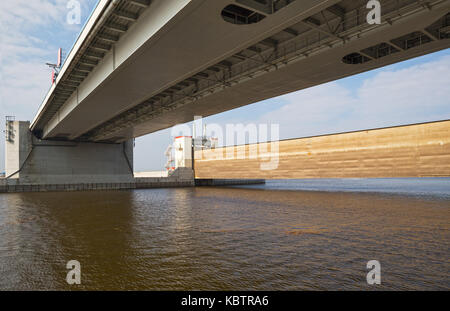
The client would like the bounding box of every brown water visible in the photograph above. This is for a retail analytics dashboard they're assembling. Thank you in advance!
[0,182,449,290]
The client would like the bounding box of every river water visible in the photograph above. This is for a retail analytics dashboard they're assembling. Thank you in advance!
[0,178,449,290]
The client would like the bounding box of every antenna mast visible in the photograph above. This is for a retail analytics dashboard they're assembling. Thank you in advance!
[46,48,64,84]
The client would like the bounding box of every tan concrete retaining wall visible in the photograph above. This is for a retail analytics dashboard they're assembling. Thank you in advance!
[194,120,450,179]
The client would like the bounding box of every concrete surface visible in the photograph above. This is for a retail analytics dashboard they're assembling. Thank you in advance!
[194,120,450,179]
[5,121,134,184]
[134,171,169,178]
[195,179,266,186]
[31,0,450,142]
[0,168,196,193]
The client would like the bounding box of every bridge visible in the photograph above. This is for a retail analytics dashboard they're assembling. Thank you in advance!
[2,0,450,189]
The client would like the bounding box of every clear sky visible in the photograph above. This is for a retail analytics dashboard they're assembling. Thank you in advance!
[1,1,449,173]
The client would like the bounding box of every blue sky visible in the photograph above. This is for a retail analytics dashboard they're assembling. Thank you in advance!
[1,1,449,172]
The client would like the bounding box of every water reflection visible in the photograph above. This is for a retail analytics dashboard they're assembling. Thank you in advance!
[0,183,448,290]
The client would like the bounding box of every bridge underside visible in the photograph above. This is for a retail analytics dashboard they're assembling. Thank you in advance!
[32,0,450,143]
[194,120,450,179]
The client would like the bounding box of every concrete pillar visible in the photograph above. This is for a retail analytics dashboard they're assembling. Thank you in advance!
[5,121,32,179]
[4,121,134,184]
[174,136,192,169]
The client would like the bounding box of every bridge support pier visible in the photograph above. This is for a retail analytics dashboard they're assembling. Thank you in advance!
[5,121,134,184]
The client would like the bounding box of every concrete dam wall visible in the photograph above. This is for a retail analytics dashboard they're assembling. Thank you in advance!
[194,120,450,180]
